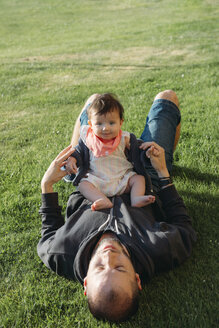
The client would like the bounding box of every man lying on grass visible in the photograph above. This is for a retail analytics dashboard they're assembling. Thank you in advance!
[37,90,196,322]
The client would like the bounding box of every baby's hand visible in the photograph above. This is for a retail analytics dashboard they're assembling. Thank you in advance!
[65,156,78,175]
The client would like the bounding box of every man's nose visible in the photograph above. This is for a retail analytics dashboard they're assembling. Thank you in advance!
[102,252,116,268]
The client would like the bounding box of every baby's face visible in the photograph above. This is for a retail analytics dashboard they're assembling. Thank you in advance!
[89,110,123,140]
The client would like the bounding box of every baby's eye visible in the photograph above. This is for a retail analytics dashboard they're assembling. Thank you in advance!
[109,121,115,125]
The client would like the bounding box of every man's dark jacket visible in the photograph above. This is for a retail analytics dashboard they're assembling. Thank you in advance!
[38,187,197,284]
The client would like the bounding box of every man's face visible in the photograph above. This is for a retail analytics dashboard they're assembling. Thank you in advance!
[84,237,142,297]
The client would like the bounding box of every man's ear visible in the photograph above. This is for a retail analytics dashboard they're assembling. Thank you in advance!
[135,273,142,291]
[83,277,87,296]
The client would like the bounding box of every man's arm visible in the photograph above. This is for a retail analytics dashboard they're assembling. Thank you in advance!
[155,184,197,271]
[140,141,196,269]
[141,141,194,228]
[140,141,170,180]
[37,146,77,279]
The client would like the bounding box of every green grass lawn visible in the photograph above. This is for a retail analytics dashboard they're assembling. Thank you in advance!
[0,0,218,327]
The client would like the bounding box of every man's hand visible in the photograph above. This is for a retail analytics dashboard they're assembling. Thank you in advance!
[65,156,78,175]
[41,145,75,193]
[139,141,170,178]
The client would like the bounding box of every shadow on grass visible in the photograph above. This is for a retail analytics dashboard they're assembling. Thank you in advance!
[172,165,219,186]
[172,165,218,237]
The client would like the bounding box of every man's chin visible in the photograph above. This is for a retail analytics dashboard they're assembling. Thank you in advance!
[93,237,121,255]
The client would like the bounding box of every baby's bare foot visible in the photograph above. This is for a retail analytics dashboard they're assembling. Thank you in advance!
[91,198,113,211]
[131,195,155,208]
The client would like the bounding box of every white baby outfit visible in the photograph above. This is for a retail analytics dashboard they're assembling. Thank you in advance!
[80,126,136,197]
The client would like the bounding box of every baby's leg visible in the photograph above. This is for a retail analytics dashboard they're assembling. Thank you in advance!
[78,181,113,211]
[128,175,155,207]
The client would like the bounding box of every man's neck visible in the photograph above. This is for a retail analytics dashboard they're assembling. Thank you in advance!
[94,231,130,257]
[97,231,118,245]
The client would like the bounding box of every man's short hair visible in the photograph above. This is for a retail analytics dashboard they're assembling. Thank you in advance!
[87,281,139,322]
